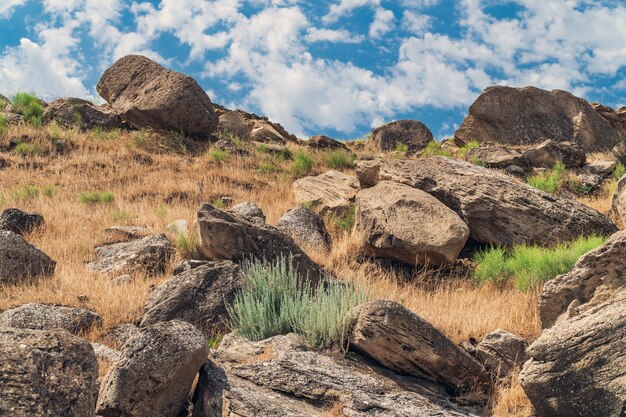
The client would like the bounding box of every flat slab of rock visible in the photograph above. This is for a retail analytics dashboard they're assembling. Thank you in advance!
[87,233,174,276]
[104,225,151,241]
[350,300,489,395]
[520,292,626,417]
[357,157,617,247]
[97,54,218,138]
[0,327,98,417]
[0,230,56,285]
[192,333,481,417]
[522,139,586,168]
[0,207,44,235]
[465,144,529,170]
[276,205,332,253]
[197,203,324,283]
[42,97,122,130]
[454,86,619,152]
[355,181,469,265]
[584,159,617,176]
[292,170,359,215]
[371,119,434,152]
[96,320,208,417]
[307,134,348,150]
[0,303,102,334]
[141,261,243,337]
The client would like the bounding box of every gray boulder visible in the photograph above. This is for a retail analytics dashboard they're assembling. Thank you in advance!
[293,170,360,215]
[0,230,56,285]
[42,97,122,130]
[474,329,528,379]
[465,144,530,170]
[276,205,332,253]
[230,202,266,224]
[307,135,348,150]
[371,119,434,152]
[0,303,102,334]
[522,139,586,168]
[612,174,626,225]
[0,207,44,235]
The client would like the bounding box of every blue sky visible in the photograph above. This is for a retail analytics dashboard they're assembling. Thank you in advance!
[1,0,626,140]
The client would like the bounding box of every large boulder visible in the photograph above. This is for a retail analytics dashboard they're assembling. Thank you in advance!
[191,333,482,417]
[357,157,617,247]
[87,233,174,276]
[465,144,530,170]
[473,329,528,379]
[97,54,218,138]
[96,320,208,417]
[350,300,489,395]
[370,119,434,152]
[276,205,332,253]
[141,261,243,337]
[230,202,265,224]
[522,139,586,168]
[0,207,44,235]
[217,110,251,139]
[454,86,620,152]
[0,303,102,334]
[0,327,98,417]
[0,230,56,285]
[292,170,360,215]
[197,203,324,283]
[612,174,626,225]
[520,292,626,417]
[538,230,626,329]
[42,97,122,130]
[307,134,348,150]
[355,181,469,266]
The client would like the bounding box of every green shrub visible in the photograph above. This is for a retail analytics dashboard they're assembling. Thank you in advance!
[12,92,43,127]
[420,140,453,158]
[257,143,292,161]
[458,139,480,157]
[473,235,605,291]
[258,161,280,174]
[209,148,229,163]
[112,209,131,221]
[324,150,356,169]
[613,162,626,180]
[13,184,41,200]
[394,143,409,153]
[41,185,55,197]
[14,142,47,156]
[176,232,200,259]
[292,151,315,177]
[79,191,115,204]
[329,203,356,232]
[527,162,566,193]
[0,113,6,135]
[227,256,369,349]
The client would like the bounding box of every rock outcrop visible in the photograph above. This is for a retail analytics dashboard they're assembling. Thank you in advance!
[97,55,218,138]
[522,139,586,168]
[42,97,122,130]
[307,134,348,150]
[192,333,482,417]
[0,303,102,334]
[612,174,626,225]
[197,203,324,283]
[465,144,530,170]
[141,261,243,337]
[0,327,98,417]
[230,202,266,224]
[0,207,44,235]
[371,119,434,152]
[293,170,360,215]
[473,329,528,379]
[218,110,251,139]
[96,320,208,417]
[357,157,617,247]
[276,205,332,253]
[355,181,469,265]
[454,86,620,152]
[0,230,56,285]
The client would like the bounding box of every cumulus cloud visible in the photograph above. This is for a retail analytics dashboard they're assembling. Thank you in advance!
[369,7,394,39]
[322,0,380,23]
[305,28,365,43]
[0,0,26,18]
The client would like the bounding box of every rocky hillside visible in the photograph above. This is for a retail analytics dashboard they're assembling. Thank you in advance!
[0,55,624,417]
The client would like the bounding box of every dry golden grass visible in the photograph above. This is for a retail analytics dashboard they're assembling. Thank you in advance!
[5,122,608,416]
[491,373,536,417]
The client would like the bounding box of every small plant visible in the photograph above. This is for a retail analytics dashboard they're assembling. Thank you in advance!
[14,142,47,156]
[176,232,200,259]
[458,139,480,157]
[112,209,132,221]
[420,140,453,158]
[210,198,228,209]
[292,151,315,177]
[12,92,43,127]
[155,202,168,218]
[258,161,280,175]
[41,185,55,197]
[257,143,292,160]
[301,201,315,211]
[329,204,356,232]
[12,184,41,200]
[209,148,230,163]
[613,162,626,180]
[79,191,115,204]
[0,113,6,135]
[128,128,149,149]
[324,150,356,169]
[473,235,605,291]
[527,162,566,193]
[394,143,409,153]
[227,256,369,349]
[567,178,593,195]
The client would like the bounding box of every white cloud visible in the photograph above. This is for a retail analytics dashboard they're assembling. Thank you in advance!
[305,28,364,43]
[369,7,394,39]
[322,0,380,23]
[0,0,26,18]
[401,10,431,34]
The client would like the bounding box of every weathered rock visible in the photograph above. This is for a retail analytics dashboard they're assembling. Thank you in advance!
[370,119,434,152]
[0,93,12,112]
[91,342,120,362]
[474,329,528,379]
[576,173,602,191]
[0,230,56,285]
[97,55,218,138]
[522,139,586,168]
[172,259,212,275]
[293,170,360,215]
[250,120,289,143]
[218,110,251,139]
[0,207,44,235]
[103,323,140,348]
[307,135,348,150]
[252,141,290,157]
[197,204,323,283]
[583,159,617,176]
[96,320,208,417]
[0,303,102,334]
[276,205,332,253]
[42,97,122,130]
[230,202,266,224]
[612,174,626,225]
[355,181,469,265]
[167,219,189,236]
[465,144,530,170]
[213,139,249,156]
[87,233,174,276]
[104,225,151,241]
[141,261,243,337]
[0,327,98,417]
[355,158,381,188]
[538,230,626,328]
[454,86,620,152]
[192,333,481,417]
[592,102,626,138]
[350,300,489,395]
[520,291,626,417]
[1,111,22,124]
[357,157,617,247]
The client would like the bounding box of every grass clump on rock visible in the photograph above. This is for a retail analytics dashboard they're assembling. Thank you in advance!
[527,162,566,193]
[324,150,356,169]
[473,235,605,291]
[12,92,43,127]
[227,256,369,349]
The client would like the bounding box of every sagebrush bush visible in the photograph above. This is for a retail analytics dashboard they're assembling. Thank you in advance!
[292,151,316,177]
[12,92,43,127]
[473,235,605,291]
[227,256,369,349]
[324,150,356,169]
[329,203,356,232]
[79,191,115,204]
[458,139,480,157]
[527,162,566,193]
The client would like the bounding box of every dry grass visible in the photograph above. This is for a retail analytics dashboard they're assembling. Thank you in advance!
[2,122,601,416]
[491,373,536,417]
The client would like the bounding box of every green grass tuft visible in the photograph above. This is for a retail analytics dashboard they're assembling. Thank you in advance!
[209,148,230,163]
[79,191,115,204]
[227,256,369,350]
[292,151,316,177]
[12,92,43,127]
[0,113,6,135]
[421,140,453,158]
[394,142,409,153]
[14,142,47,156]
[324,150,356,169]
[527,162,566,193]
[473,235,605,291]
[458,139,480,157]
[613,162,626,180]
